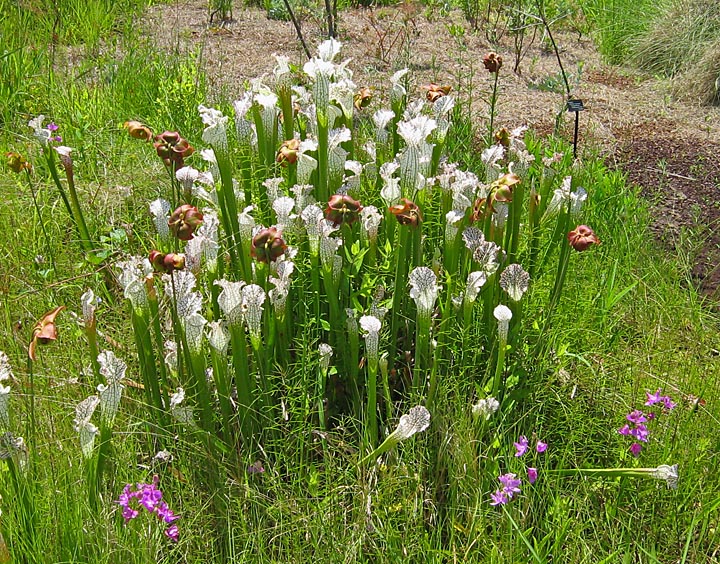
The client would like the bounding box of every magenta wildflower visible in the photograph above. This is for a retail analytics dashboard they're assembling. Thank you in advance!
[626,410,647,424]
[491,473,523,506]
[155,502,180,524]
[247,460,265,474]
[536,440,547,453]
[165,524,179,542]
[645,388,676,411]
[619,391,676,458]
[490,490,508,506]
[645,389,663,406]
[46,123,62,142]
[116,476,179,542]
[528,467,538,484]
[498,473,521,498]
[661,396,676,411]
[513,435,529,457]
[629,424,649,443]
[138,480,163,512]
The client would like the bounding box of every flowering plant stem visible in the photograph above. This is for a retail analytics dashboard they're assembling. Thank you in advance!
[213,146,245,278]
[183,336,214,433]
[2,454,38,564]
[249,338,271,432]
[548,467,665,477]
[536,207,572,355]
[380,356,393,421]
[317,118,329,204]
[22,169,55,272]
[527,186,541,279]
[389,225,411,365]
[317,364,329,452]
[321,265,344,360]
[147,290,170,405]
[502,506,544,564]
[426,347,440,411]
[45,147,92,253]
[85,324,102,387]
[130,309,168,430]
[413,315,431,396]
[487,71,500,147]
[547,466,679,490]
[365,356,378,449]
[492,338,508,399]
[25,359,37,458]
[359,428,403,466]
[506,181,525,263]
[229,324,254,446]
[211,348,235,450]
[90,424,113,510]
[278,87,294,142]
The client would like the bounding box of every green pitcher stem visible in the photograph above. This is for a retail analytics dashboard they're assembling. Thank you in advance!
[492,338,507,398]
[365,358,378,450]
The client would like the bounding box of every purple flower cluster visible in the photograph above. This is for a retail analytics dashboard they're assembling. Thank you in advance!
[513,435,547,457]
[491,435,547,506]
[47,122,62,143]
[490,473,522,506]
[617,389,675,457]
[116,475,180,542]
[645,389,676,411]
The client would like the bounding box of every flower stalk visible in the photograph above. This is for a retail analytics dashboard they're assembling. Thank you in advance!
[547,465,679,489]
[359,406,430,465]
[47,146,93,253]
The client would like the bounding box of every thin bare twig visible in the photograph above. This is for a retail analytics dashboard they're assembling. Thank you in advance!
[281,0,312,59]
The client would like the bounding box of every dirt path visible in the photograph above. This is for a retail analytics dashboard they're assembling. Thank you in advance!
[146,1,720,297]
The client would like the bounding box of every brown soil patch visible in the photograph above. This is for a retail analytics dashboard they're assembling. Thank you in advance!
[145,1,720,296]
[615,124,720,299]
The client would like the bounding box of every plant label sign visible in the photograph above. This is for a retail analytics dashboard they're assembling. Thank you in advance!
[567,99,585,112]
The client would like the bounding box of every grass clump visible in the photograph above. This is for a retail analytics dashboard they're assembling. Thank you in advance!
[579,0,661,64]
[582,0,720,105]
[631,0,720,77]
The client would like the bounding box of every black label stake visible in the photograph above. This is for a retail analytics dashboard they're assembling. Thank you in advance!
[567,98,585,160]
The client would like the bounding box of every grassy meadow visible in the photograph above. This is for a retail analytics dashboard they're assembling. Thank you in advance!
[0,0,719,563]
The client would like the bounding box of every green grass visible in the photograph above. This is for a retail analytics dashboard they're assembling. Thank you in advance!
[578,0,661,64]
[579,0,720,104]
[0,2,719,563]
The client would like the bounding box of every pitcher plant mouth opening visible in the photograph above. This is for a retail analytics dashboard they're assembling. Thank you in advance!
[29,306,65,361]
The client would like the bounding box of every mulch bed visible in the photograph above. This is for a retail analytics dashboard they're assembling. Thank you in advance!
[615,121,720,299]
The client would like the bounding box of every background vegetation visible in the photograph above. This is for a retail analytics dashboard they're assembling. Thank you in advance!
[0,0,718,563]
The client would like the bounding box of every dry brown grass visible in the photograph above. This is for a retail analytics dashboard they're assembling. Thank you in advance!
[673,38,720,106]
[631,0,720,105]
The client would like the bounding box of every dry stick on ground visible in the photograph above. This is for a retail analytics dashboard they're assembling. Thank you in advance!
[281,0,311,59]
[645,168,698,182]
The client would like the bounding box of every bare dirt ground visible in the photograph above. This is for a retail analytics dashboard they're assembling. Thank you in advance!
[146,1,720,297]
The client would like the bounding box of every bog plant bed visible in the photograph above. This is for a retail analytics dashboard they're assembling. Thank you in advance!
[0,3,719,563]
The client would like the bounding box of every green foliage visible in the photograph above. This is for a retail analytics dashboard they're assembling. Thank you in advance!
[0,0,155,132]
[578,0,660,63]
[0,3,719,563]
[580,0,720,103]
[632,0,720,75]
[210,0,234,22]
